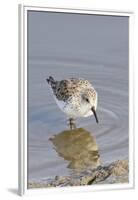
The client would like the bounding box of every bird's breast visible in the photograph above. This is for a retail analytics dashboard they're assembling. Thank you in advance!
[53,95,93,118]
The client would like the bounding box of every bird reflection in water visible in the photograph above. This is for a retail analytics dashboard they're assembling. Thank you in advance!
[50,128,100,171]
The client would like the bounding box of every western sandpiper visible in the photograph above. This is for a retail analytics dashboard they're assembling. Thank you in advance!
[46,76,98,129]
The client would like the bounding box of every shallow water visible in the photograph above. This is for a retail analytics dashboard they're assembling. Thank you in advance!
[27,12,129,183]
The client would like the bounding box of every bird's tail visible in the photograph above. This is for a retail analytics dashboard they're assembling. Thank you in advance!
[46,76,56,91]
[46,76,55,84]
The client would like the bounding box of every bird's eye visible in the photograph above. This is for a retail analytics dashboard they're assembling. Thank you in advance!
[86,98,89,102]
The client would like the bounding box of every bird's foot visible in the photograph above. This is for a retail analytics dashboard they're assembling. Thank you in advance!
[68,118,76,130]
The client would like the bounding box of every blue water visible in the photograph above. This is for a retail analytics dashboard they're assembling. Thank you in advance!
[27,11,129,183]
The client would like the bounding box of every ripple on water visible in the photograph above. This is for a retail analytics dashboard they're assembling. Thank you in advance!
[28,59,128,181]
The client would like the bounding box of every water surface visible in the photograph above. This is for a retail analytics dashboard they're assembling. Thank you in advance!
[27,11,129,184]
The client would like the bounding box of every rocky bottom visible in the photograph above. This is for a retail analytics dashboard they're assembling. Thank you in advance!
[28,160,128,189]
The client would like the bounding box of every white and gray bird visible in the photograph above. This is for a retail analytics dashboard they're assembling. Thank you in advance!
[46,76,98,129]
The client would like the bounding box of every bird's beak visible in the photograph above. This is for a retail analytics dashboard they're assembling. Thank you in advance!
[91,107,99,123]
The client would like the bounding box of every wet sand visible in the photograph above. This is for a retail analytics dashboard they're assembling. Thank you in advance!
[28,159,128,188]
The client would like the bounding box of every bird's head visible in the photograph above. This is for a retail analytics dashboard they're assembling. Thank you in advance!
[81,89,98,123]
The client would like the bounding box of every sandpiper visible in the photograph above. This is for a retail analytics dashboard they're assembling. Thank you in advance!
[46,76,98,129]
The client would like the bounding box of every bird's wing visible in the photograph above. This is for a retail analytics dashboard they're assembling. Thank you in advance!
[55,79,74,101]
[55,78,92,102]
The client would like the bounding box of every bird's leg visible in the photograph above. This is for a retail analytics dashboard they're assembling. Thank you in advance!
[68,118,76,130]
